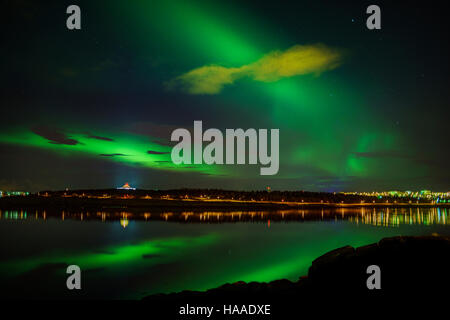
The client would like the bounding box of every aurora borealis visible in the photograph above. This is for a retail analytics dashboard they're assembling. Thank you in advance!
[2,0,449,192]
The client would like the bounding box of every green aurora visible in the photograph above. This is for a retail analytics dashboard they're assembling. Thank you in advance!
[1,0,448,191]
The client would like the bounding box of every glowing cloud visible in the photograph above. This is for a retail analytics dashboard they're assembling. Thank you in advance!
[170,44,343,94]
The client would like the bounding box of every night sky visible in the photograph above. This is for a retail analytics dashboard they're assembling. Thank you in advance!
[2,0,449,192]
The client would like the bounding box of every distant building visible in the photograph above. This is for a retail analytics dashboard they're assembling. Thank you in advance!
[117,182,136,190]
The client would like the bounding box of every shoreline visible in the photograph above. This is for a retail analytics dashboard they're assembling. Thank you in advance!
[0,195,448,213]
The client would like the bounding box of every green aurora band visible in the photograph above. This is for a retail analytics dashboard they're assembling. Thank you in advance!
[0,0,433,189]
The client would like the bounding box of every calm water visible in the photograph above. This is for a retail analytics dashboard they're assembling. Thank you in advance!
[0,207,449,299]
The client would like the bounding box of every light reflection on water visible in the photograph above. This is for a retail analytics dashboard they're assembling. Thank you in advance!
[0,207,449,299]
[0,207,448,227]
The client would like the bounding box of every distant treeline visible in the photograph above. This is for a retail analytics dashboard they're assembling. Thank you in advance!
[36,188,431,204]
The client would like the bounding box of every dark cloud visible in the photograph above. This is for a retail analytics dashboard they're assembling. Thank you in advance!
[85,133,114,142]
[151,139,174,147]
[142,254,163,259]
[99,153,128,157]
[31,126,79,145]
[129,122,177,146]
[147,150,170,155]
[130,122,176,139]
[129,121,180,147]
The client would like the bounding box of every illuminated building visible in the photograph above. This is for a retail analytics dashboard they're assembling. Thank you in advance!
[117,182,136,190]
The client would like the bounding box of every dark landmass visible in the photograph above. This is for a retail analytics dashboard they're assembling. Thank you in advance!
[0,188,447,213]
[144,235,450,311]
[0,194,293,212]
